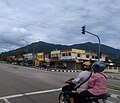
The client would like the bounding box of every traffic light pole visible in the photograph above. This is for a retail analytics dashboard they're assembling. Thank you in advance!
[85,31,101,61]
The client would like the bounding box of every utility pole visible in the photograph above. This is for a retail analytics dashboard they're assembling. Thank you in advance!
[81,25,101,61]
[32,46,37,67]
[22,39,28,65]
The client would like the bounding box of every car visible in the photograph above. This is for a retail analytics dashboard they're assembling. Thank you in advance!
[41,64,50,68]
[56,65,66,69]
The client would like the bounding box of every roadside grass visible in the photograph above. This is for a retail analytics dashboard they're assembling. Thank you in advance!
[105,71,120,74]
[108,85,120,91]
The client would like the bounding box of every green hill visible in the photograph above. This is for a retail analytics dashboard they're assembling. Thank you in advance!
[1,41,120,63]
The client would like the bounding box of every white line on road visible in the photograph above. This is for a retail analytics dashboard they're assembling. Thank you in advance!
[0,88,62,100]
[107,100,114,103]
[25,88,62,96]
[111,93,120,99]
[3,98,11,103]
[0,88,119,103]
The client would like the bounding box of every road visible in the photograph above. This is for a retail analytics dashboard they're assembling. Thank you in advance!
[0,63,120,103]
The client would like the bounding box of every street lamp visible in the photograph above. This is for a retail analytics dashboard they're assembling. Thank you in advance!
[81,25,101,61]
[22,39,28,46]
[22,39,28,65]
[32,45,37,67]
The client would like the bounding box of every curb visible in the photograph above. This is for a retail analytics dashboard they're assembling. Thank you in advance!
[108,76,120,80]
[37,68,80,72]
[35,67,120,80]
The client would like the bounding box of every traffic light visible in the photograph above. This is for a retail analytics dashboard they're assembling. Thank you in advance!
[81,26,85,34]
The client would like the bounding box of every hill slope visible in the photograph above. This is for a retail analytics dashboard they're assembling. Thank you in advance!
[1,41,120,62]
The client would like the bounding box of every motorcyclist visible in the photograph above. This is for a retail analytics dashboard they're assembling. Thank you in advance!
[65,61,92,103]
[70,61,108,103]
[71,61,92,90]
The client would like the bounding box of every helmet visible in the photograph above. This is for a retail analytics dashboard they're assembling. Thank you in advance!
[82,61,91,71]
[83,61,91,66]
[92,61,106,72]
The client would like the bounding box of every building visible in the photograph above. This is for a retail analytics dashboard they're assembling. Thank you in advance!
[35,52,44,66]
[23,53,34,66]
[35,52,51,67]
[50,49,85,69]
[50,48,108,70]
[51,50,61,60]
[45,52,51,63]
[61,48,85,60]
[77,52,107,62]
[105,62,120,73]
[23,53,33,60]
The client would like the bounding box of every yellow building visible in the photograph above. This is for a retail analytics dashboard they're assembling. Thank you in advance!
[35,52,45,66]
[37,52,45,62]
[51,50,61,60]
[61,48,85,60]
[35,52,51,66]
[72,48,85,54]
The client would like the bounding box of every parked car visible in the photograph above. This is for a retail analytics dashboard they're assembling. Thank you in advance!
[41,64,50,69]
[56,64,66,69]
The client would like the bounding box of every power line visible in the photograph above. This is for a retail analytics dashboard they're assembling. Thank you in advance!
[0,15,80,34]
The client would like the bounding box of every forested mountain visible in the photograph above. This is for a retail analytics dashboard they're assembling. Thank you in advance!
[1,41,120,62]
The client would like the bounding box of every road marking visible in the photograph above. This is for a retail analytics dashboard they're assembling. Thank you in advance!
[111,93,120,99]
[0,88,119,103]
[3,98,11,103]
[0,88,62,100]
[24,88,62,96]
[107,100,114,103]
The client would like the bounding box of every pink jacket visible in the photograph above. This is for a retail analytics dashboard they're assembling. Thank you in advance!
[88,72,108,96]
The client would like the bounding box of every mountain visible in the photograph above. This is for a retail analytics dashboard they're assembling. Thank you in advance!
[72,42,120,57]
[71,42,120,62]
[1,41,120,62]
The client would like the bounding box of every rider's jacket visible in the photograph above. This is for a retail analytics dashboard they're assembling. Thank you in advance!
[72,71,91,90]
[88,72,108,96]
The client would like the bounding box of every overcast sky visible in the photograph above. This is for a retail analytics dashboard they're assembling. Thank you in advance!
[0,0,120,52]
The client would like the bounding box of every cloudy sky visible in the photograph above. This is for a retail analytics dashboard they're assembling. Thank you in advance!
[0,0,120,52]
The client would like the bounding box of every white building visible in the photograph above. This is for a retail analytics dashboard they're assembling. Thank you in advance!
[23,53,33,60]
[61,49,85,60]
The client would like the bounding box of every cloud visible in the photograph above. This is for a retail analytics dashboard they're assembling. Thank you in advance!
[0,27,31,47]
[0,0,120,52]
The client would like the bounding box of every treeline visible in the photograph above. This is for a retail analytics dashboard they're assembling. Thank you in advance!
[0,41,120,63]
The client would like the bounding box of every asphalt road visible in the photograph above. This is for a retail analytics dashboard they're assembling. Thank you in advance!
[0,63,120,103]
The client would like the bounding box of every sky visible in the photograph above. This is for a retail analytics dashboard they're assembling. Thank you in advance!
[0,0,120,52]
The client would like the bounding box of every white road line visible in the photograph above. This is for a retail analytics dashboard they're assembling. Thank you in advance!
[3,98,11,103]
[0,88,62,100]
[0,88,119,103]
[107,100,114,103]
[111,93,120,99]
[25,88,62,96]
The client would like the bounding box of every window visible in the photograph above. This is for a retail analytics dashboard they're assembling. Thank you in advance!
[68,53,71,56]
[77,53,80,57]
[114,66,117,70]
[109,66,112,69]
[92,56,94,59]
[86,55,89,58]
[40,55,43,58]
[66,53,68,56]
[95,56,98,59]
[62,53,65,56]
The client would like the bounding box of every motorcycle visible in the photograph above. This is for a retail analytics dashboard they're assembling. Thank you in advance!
[58,78,110,103]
